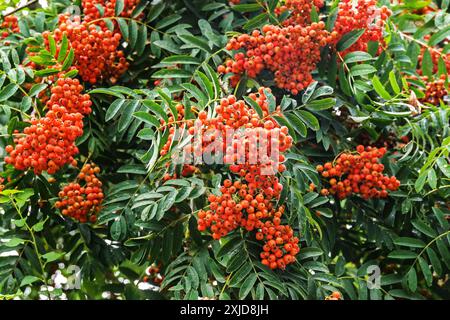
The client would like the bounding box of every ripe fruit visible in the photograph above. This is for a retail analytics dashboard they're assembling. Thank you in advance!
[55,163,104,223]
[0,15,19,39]
[418,75,448,106]
[275,0,325,27]
[332,0,391,56]
[219,23,337,94]
[43,14,128,84]
[5,71,90,174]
[317,146,400,199]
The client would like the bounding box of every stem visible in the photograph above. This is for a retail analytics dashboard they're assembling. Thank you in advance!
[1,0,39,17]
[408,230,450,274]
[86,16,167,36]
[11,197,51,300]
[399,31,447,59]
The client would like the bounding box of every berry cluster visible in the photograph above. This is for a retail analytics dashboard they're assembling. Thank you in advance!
[184,88,292,190]
[143,263,164,285]
[219,23,336,94]
[44,14,128,84]
[198,180,279,237]
[419,75,448,106]
[417,39,450,75]
[258,219,299,270]
[194,89,299,269]
[5,109,83,174]
[5,72,92,174]
[275,0,324,27]
[316,146,400,200]
[55,163,104,223]
[46,77,93,114]
[0,177,5,191]
[333,0,391,56]
[1,15,19,38]
[198,180,299,269]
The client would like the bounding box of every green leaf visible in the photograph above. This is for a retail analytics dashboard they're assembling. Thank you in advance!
[106,99,126,121]
[243,13,269,31]
[229,263,252,287]
[161,55,201,65]
[344,51,373,64]
[29,83,47,97]
[239,273,257,299]
[372,75,392,100]
[20,275,40,287]
[388,250,417,260]
[42,252,64,263]
[244,96,263,118]
[427,247,442,276]
[0,83,19,102]
[428,26,450,46]
[57,34,69,63]
[133,111,159,127]
[35,68,60,77]
[119,100,140,132]
[32,220,46,232]
[61,48,75,71]
[286,113,307,137]
[421,49,433,78]
[179,34,211,53]
[310,4,319,23]
[394,237,426,248]
[264,88,276,113]
[111,216,127,241]
[406,268,417,292]
[147,2,165,23]
[414,171,427,192]
[305,98,336,111]
[350,64,377,77]
[152,69,192,79]
[302,81,318,104]
[63,69,79,78]
[337,29,365,52]
[389,71,401,94]
[155,14,182,29]
[115,0,125,16]
[298,247,323,260]
[411,220,437,238]
[186,266,200,289]
[296,110,319,131]
[427,168,437,189]
[418,257,432,287]
[216,237,242,258]
[128,20,139,51]
[135,24,147,56]
[48,34,57,56]
[6,237,26,247]
[118,18,129,40]
[338,64,352,95]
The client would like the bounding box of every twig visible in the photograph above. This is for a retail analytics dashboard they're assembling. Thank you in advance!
[1,0,39,17]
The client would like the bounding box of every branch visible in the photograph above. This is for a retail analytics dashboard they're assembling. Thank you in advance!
[1,0,39,18]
